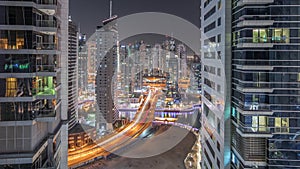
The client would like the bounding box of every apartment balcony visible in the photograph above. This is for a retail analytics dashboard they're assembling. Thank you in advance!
[0,98,60,121]
[34,42,58,50]
[0,0,58,14]
[238,102,271,112]
[237,20,274,27]
[235,81,300,90]
[0,23,57,36]
[237,0,274,6]
[36,20,57,34]
[236,86,273,93]
[36,64,60,76]
[236,107,274,116]
[0,64,59,78]
[232,120,271,135]
[36,100,61,122]
[0,82,60,102]
[236,65,273,70]
[34,85,59,100]
[36,0,58,15]
[237,43,274,48]
[0,96,36,102]
[0,42,58,55]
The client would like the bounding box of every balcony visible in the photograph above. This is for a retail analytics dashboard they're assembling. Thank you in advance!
[36,20,57,34]
[236,65,273,70]
[36,64,60,76]
[237,42,274,48]
[234,121,271,134]
[34,42,58,50]
[36,20,57,27]
[36,100,61,122]
[237,20,274,27]
[236,107,274,116]
[36,0,58,15]
[0,62,59,78]
[0,77,59,102]
[237,0,274,6]
[236,86,273,93]
[33,85,58,100]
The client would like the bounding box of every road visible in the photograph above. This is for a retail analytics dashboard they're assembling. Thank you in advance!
[68,88,162,168]
[78,126,196,169]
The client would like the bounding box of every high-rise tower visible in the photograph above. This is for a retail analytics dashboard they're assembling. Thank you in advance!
[201,0,300,169]
[68,17,78,130]
[0,0,69,168]
[78,33,88,93]
[200,0,232,168]
[94,1,119,131]
[231,1,300,168]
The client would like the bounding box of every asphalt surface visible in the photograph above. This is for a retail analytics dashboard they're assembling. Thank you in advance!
[81,126,196,169]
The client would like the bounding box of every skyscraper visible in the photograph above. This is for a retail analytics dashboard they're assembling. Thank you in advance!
[231,1,300,168]
[68,17,78,130]
[78,33,88,93]
[201,0,300,169]
[95,15,119,132]
[200,0,232,168]
[0,0,69,168]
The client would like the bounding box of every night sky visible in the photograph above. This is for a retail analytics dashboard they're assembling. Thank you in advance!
[70,0,200,38]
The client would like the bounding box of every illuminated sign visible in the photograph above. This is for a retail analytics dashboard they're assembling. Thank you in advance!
[5,63,30,70]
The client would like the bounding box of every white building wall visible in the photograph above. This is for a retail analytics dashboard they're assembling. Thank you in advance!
[200,0,231,168]
[59,0,69,168]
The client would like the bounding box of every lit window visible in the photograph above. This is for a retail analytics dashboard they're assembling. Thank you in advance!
[5,78,17,97]
[253,29,268,43]
[251,116,267,132]
[272,29,290,43]
[275,117,289,133]
[0,38,8,49]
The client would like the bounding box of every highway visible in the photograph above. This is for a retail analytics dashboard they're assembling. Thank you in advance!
[68,88,162,168]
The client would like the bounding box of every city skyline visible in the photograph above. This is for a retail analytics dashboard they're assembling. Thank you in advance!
[0,0,300,169]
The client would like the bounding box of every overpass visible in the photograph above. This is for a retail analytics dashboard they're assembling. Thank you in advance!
[68,88,162,168]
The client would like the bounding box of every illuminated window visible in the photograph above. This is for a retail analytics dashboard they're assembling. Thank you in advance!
[253,29,268,43]
[16,38,24,49]
[0,39,8,49]
[272,29,290,43]
[259,116,267,132]
[251,116,267,132]
[275,117,289,133]
[252,116,258,131]
[5,78,17,97]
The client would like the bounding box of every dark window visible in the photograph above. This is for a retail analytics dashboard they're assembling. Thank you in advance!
[217,141,220,151]
[204,21,216,33]
[217,17,221,26]
[217,34,221,43]
[204,6,216,20]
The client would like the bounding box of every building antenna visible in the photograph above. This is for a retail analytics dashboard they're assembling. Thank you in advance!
[78,22,81,33]
[110,0,113,18]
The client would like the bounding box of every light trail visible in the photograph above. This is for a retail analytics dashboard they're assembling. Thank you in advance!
[68,88,161,168]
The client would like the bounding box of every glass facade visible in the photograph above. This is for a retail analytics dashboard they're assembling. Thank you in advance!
[232,0,300,168]
[0,3,60,121]
[0,0,67,168]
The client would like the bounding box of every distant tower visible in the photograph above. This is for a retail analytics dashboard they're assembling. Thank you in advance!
[68,18,79,130]
[110,0,113,18]
[95,9,119,132]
